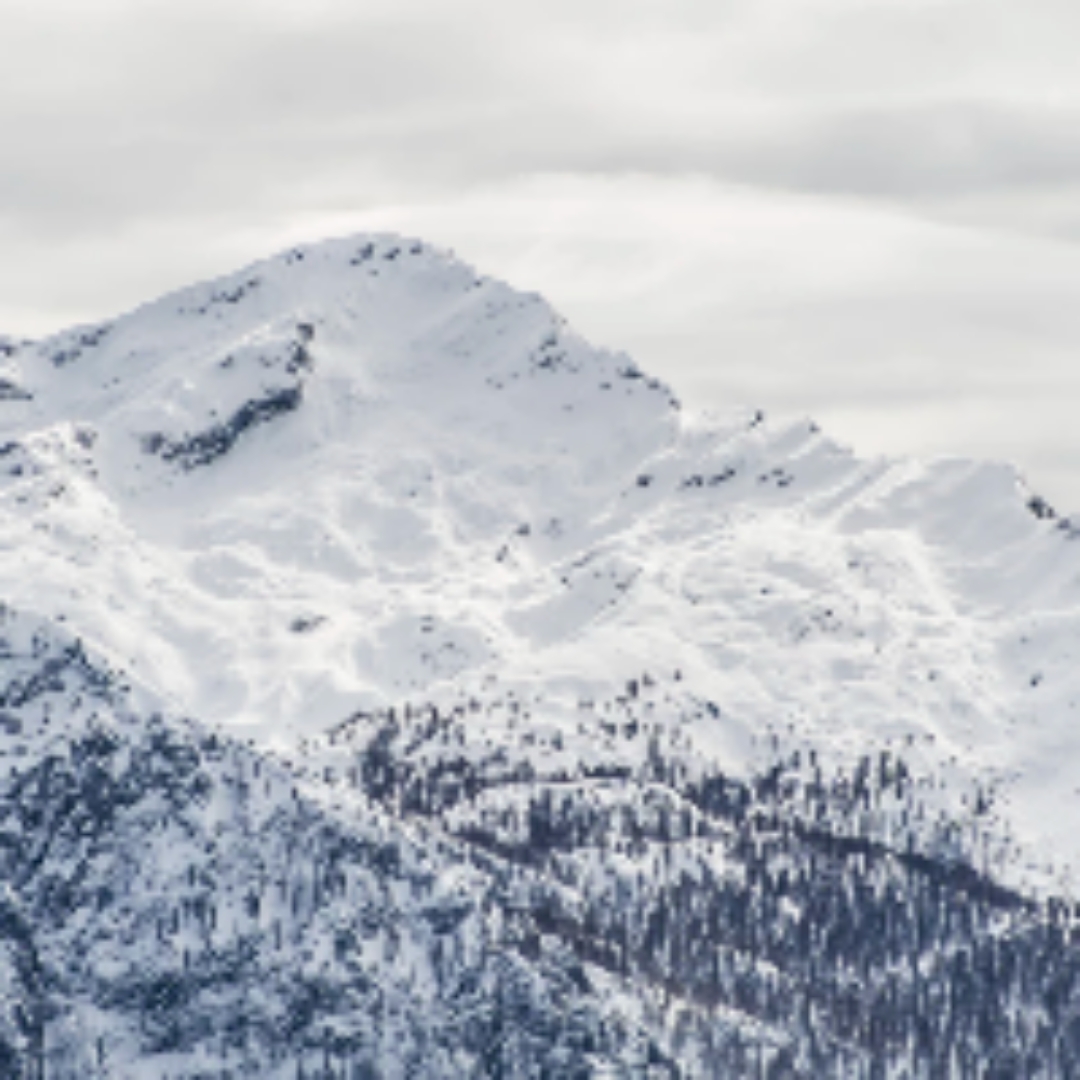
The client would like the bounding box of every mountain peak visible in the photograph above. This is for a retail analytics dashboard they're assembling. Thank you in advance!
[4,234,1080,1076]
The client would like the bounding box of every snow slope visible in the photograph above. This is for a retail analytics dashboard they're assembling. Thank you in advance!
[3,234,1080,1076]
[4,233,1078,879]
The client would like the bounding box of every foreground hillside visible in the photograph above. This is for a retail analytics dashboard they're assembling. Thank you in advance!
[2,236,1080,1076]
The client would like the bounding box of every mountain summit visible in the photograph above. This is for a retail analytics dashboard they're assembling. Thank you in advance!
[3,235,1080,1077]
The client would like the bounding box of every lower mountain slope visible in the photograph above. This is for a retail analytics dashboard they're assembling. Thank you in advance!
[3,610,1080,1077]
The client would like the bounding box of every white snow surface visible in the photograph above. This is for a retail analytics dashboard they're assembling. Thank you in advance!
[3,232,1080,891]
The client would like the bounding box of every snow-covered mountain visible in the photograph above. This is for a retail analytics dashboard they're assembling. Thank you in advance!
[3,234,1080,1077]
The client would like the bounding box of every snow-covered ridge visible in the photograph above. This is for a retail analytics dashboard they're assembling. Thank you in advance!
[3,233,1078,870]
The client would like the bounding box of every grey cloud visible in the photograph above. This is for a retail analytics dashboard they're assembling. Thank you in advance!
[4,0,1080,243]
[722,0,1080,102]
[707,102,1080,199]
[0,2,581,235]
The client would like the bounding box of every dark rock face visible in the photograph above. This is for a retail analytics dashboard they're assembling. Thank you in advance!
[2,623,1079,1078]
[46,325,112,370]
[141,385,304,471]
[0,380,32,402]
[136,328,314,472]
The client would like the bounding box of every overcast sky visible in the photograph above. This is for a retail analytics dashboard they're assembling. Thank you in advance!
[3,0,1080,509]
